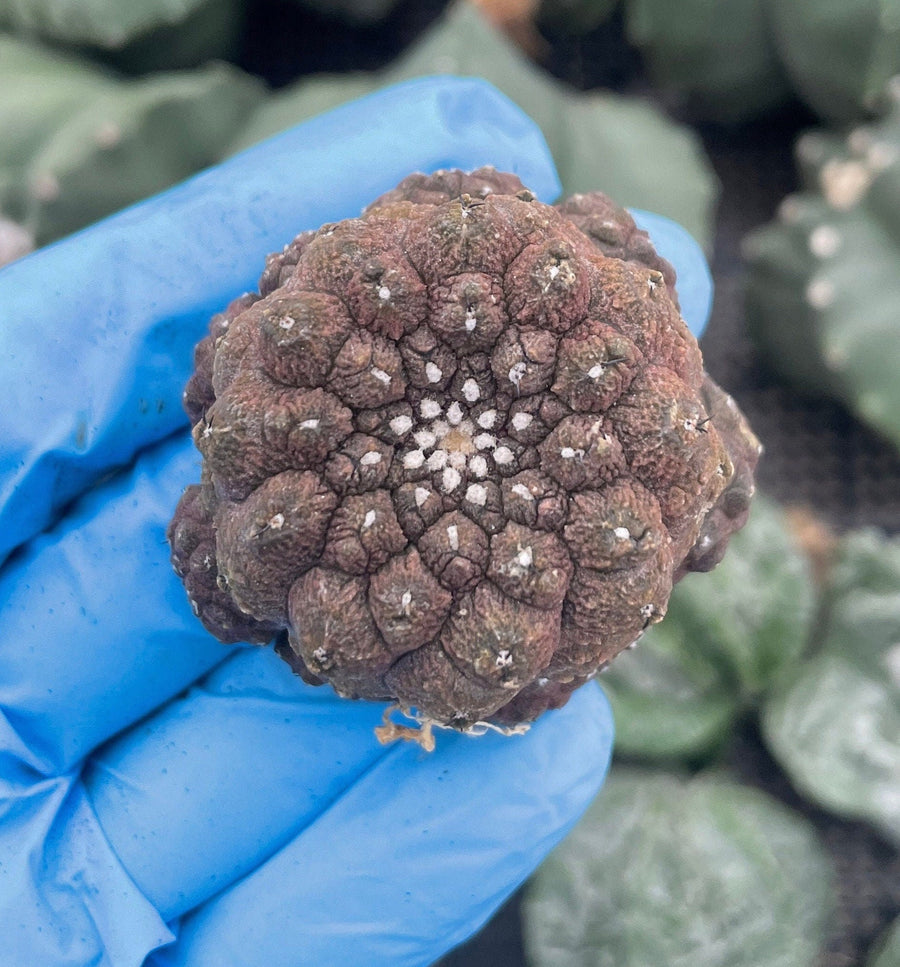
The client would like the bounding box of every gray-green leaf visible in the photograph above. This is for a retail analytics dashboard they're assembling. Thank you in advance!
[523,768,833,967]
[762,529,900,845]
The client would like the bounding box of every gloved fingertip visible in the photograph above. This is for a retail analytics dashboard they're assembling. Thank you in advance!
[630,209,714,338]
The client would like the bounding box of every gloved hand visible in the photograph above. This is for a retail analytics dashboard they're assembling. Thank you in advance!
[0,76,711,967]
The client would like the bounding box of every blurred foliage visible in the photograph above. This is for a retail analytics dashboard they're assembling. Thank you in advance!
[744,85,900,454]
[0,35,264,244]
[602,495,815,761]
[535,0,900,125]
[625,0,791,124]
[769,0,900,125]
[229,1,717,249]
[763,528,900,846]
[0,0,244,71]
[523,769,834,967]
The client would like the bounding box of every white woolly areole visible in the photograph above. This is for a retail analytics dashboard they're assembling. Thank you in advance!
[390,415,413,435]
[462,378,480,402]
[465,483,488,506]
[477,409,497,429]
[511,412,533,431]
[420,399,442,419]
[511,483,534,501]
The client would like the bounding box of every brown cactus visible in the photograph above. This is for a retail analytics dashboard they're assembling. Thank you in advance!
[169,167,760,733]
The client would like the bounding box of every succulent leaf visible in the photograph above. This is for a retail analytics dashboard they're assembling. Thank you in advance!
[0,38,265,244]
[769,0,900,124]
[625,0,791,124]
[0,0,243,70]
[523,769,834,967]
[762,528,900,845]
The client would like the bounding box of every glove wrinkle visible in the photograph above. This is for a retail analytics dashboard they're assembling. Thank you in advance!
[0,435,237,777]
[83,647,398,923]
[0,770,174,967]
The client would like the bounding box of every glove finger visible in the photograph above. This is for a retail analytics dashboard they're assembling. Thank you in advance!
[0,433,235,777]
[631,209,714,337]
[0,76,561,566]
[83,646,395,923]
[145,682,613,967]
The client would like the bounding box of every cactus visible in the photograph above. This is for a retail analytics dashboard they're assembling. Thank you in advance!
[768,0,900,125]
[744,82,900,452]
[0,36,265,245]
[625,0,791,124]
[0,0,244,71]
[169,167,757,733]
[228,0,718,250]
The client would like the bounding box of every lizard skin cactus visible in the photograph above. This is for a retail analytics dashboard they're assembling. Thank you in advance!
[745,80,900,452]
[168,168,760,735]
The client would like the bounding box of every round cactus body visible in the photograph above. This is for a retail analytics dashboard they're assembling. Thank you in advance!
[169,168,759,733]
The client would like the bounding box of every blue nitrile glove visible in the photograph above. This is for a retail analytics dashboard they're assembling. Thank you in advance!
[0,76,712,967]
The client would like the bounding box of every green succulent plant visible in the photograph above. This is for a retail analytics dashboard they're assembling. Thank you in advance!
[537,0,900,125]
[524,769,834,967]
[0,35,264,245]
[744,82,900,452]
[762,527,900,846]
